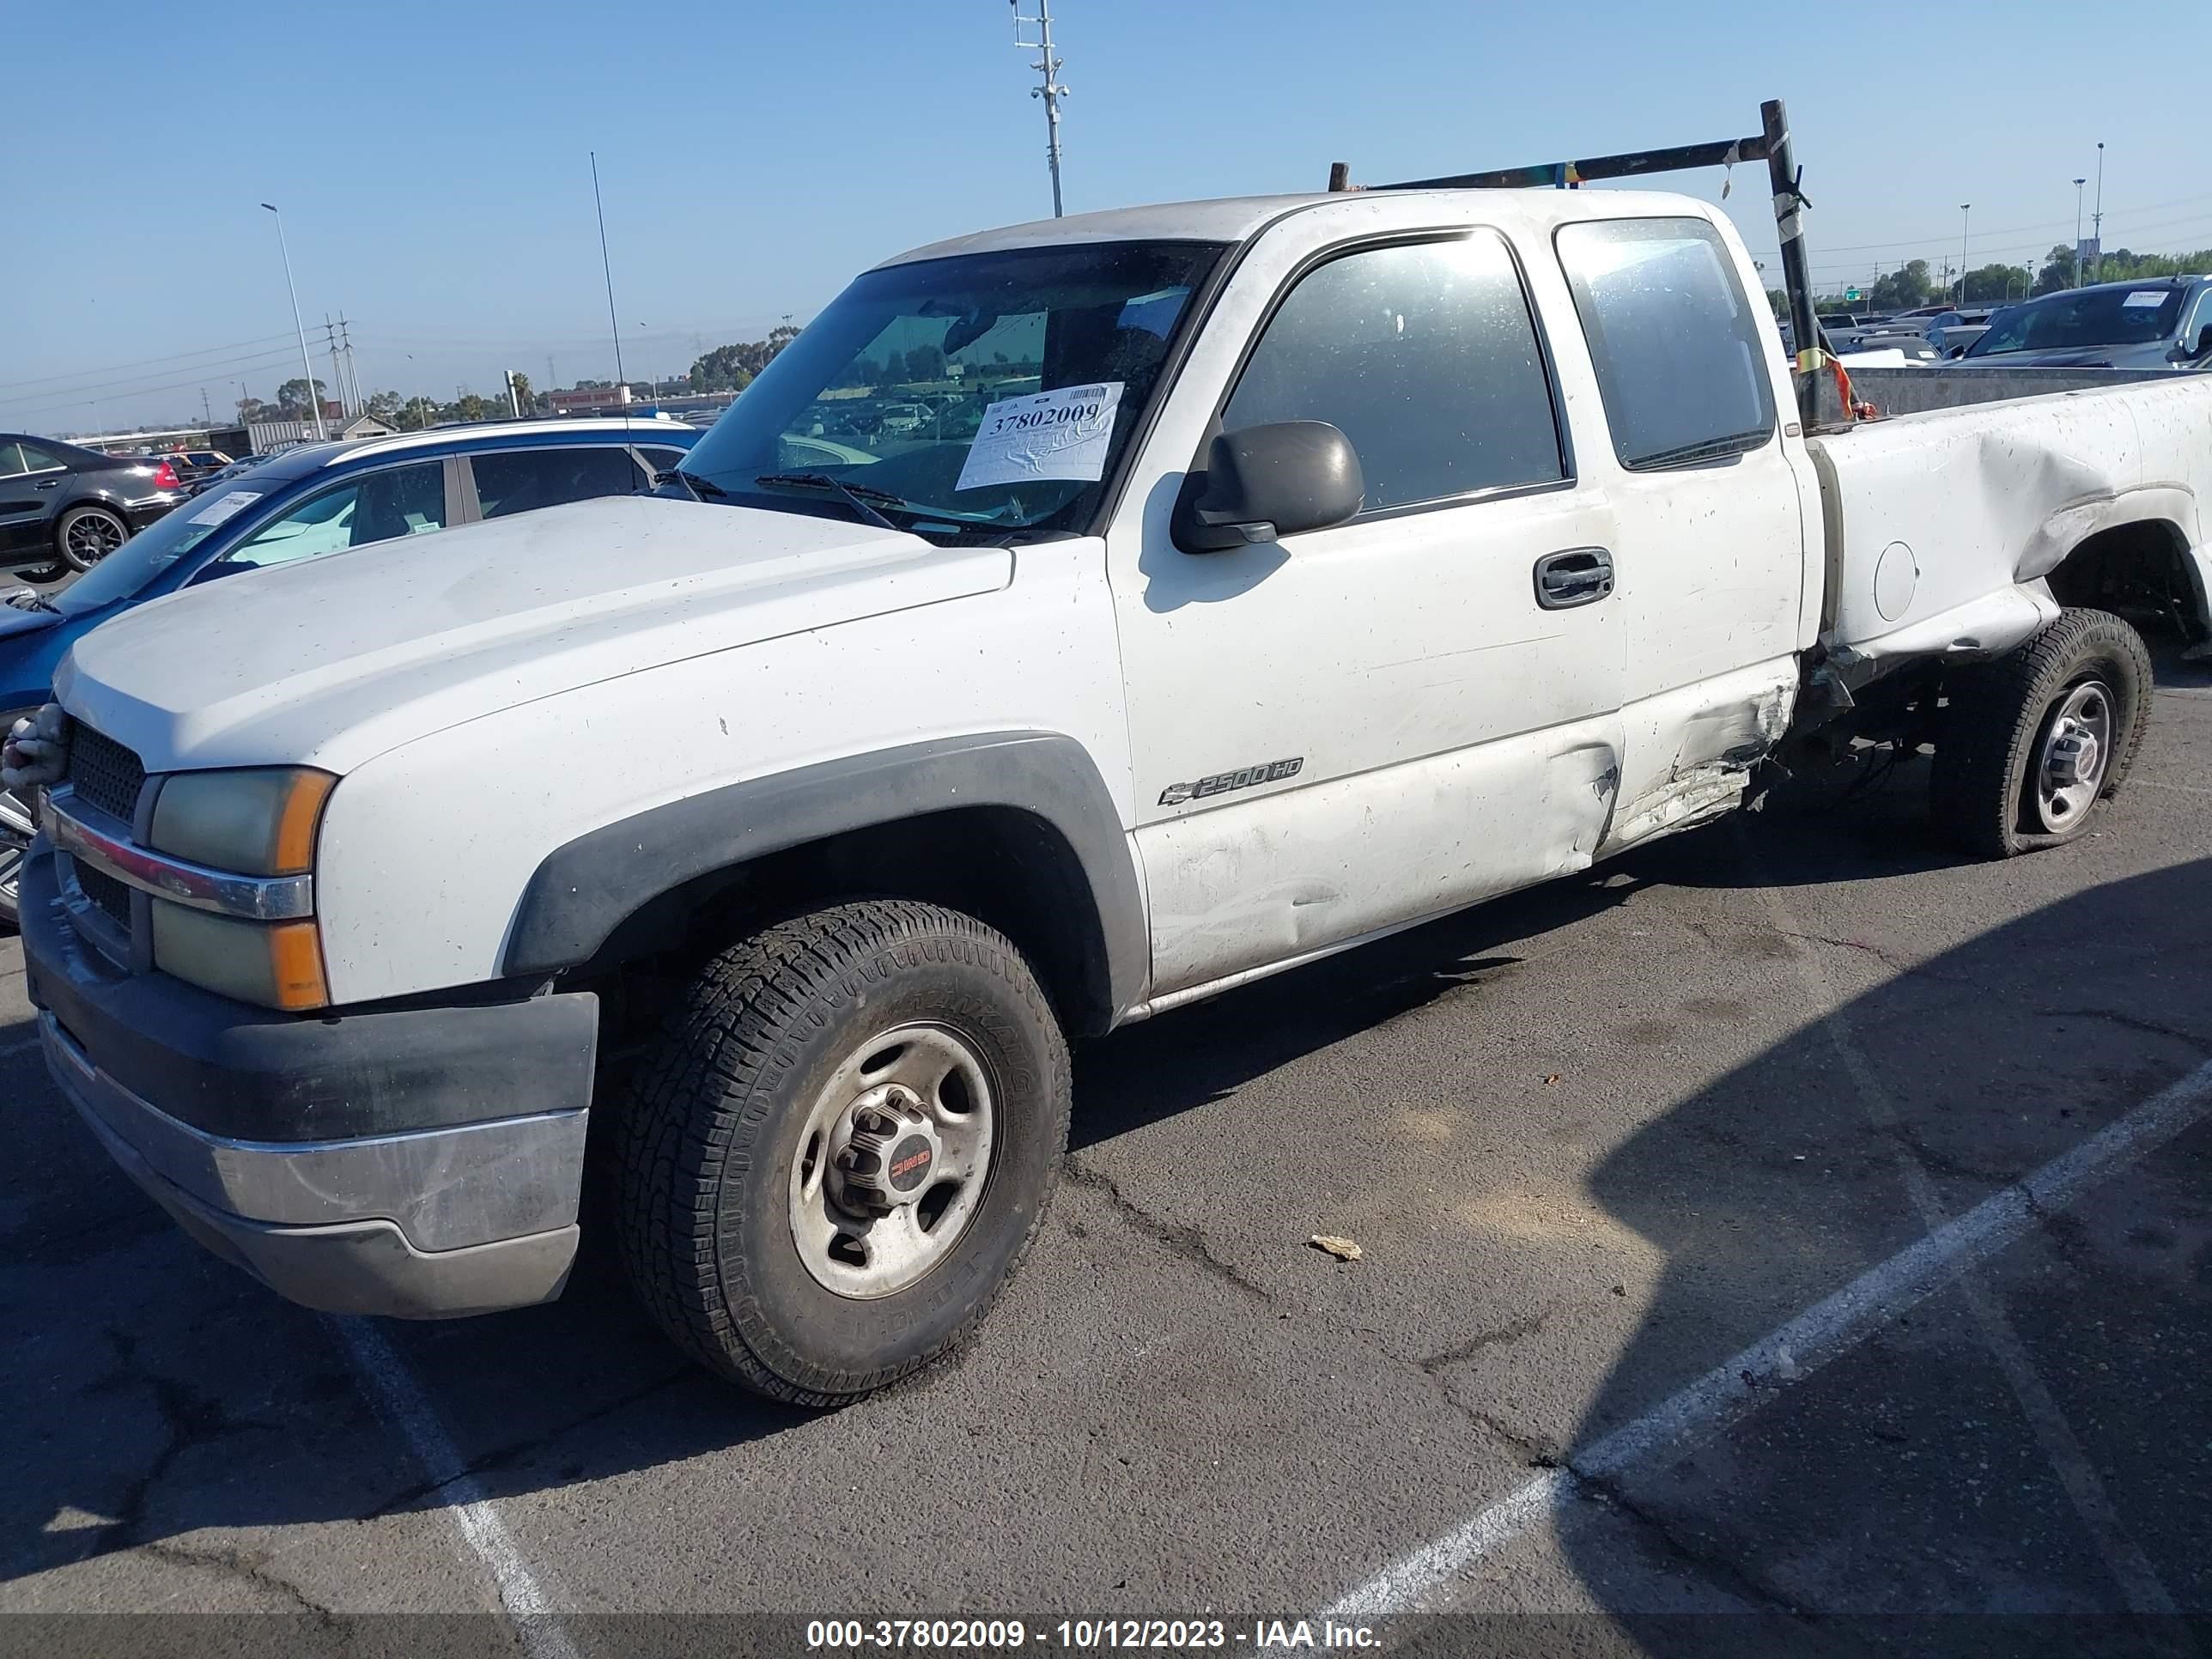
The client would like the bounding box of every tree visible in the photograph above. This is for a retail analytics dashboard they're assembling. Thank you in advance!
[366,390,403,420]
[236,394,268,422]
[902,341,947,382]
[1865,260,1933,313]
[686,325,802,393]
[507,372,534,414]
[398,397,441,431]
[275,377,328,416]
[453,393,495,422]
[2033,244,2078,295]
[1961,264,2032,304]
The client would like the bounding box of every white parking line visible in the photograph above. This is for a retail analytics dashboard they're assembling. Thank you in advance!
[331,1317,580,1657]
[1322,1051,2212,1618]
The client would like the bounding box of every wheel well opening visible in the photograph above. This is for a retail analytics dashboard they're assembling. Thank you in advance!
[576,805,1115,1049]
[2047,520,2203,645]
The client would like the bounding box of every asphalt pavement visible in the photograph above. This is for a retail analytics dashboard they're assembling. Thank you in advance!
[3,651,2209,1658]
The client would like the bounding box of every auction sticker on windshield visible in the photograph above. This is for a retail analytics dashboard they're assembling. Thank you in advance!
[2122,290,2169,308]
[187,490,262,526]
[956,381,1124,491]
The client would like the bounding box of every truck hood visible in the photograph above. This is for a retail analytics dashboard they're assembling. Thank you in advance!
[58,494,1012,774]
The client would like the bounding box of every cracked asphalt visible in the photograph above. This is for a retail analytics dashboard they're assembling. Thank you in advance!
[4,647,2210,1654]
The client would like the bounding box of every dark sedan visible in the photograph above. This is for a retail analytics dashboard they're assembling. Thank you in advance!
[1961,276,2212,369]
[0,435,186,574]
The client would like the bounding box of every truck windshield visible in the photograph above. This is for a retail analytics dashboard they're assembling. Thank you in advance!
[1966,288,2185,356]
[677,240,1227,540]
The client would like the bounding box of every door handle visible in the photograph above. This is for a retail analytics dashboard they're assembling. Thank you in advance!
[35,479,61,489]
[1534,547,1613,610]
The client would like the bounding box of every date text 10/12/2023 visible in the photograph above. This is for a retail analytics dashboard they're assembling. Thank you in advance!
[805,1620,1381,1650]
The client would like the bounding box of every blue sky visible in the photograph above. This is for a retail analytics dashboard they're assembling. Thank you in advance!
[5,0,2206,431]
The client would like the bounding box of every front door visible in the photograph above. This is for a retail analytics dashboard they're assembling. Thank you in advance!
[0,442,67,558]
[1109,227,1626,1000]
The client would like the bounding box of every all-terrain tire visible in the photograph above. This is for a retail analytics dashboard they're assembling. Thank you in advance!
[1930,607,2152,858]
[615,899,1070,1405]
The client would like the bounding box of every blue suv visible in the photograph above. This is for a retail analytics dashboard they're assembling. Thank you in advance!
[0,417,697,924]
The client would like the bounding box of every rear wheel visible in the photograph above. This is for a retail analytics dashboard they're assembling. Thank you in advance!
[1930,607,2152,857]
[56,506,128,571]
[615,898,1070,1405]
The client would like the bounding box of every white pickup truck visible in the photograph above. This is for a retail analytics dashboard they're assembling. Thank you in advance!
[18,185,2211,1404]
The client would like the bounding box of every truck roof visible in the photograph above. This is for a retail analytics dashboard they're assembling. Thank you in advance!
[878,186,1723,268]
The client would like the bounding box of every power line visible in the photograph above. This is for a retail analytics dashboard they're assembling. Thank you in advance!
[0,347,303,413]
[0,331,300,395]
[1790,191,2212,256]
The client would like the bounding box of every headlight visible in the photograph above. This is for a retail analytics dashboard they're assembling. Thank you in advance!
[150,903,330,1011]
[149,767,335,875]
[147,767,336,1011]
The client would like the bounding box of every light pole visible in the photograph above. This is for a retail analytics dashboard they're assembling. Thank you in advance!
[2073,178,2087,289]
[1958,204,1972,304]
[2092,142,2106,284]
[1009,0,1069,216]
[260,204,326,440]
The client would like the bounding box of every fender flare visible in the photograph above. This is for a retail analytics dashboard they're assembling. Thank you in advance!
[501,731,1149,1023]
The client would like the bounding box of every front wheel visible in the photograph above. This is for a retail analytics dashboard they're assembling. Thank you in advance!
[56,505,129,571]
[616,899,1071,1405]
[1930,607,2152,857]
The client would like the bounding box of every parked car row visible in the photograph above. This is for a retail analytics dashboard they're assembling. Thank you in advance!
[0,416,696,924]
[1808,276,2212,370]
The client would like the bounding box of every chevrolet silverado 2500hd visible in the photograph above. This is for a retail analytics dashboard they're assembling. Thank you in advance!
[16,186,2210,1404]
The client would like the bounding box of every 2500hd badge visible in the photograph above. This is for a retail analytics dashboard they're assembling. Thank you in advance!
[1158,757,1304,806]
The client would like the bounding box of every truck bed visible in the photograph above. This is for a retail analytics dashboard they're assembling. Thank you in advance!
[1806,372,2212,679]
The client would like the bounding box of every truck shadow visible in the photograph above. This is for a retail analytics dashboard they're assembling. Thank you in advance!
[1552,853,2212,1643]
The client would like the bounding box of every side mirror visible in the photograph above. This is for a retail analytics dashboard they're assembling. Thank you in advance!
[2176,325,2212,362]
[1174,421,1364,553]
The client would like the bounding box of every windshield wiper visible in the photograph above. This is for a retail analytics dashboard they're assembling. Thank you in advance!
[752,471,910,533]
[657,468,728,501]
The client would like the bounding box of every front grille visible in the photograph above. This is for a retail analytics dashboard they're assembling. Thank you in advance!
[67,725,145,823]
[72,860,133,931]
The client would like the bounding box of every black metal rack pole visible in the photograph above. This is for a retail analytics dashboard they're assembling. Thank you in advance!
[1329,96,1830,424]
[1761,99,1822,425]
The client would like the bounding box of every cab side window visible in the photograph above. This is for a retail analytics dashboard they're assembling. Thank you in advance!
[1554,217,1776,470]
[1220,233,1566,513]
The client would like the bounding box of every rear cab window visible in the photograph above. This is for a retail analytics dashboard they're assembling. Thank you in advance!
[1553,216,1776,470]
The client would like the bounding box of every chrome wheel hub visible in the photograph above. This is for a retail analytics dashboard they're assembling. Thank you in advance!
[67,515,124,564]
[788,1023,995,1299]
[2034,680,2113,834]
